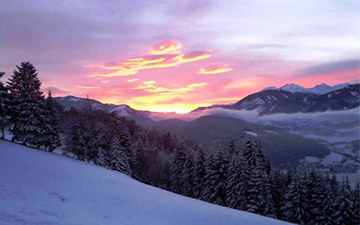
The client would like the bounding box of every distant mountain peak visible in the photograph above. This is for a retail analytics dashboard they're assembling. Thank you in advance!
[262,82,351,95]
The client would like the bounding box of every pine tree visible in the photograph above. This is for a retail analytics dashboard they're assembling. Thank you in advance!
[226,155,249,210]
[308,171,326,225]
[132,140,146,180]
[44,90,61,152]
[334,177,356,225]
[330,174,339,196]
[0,71,11,139]
[242,138,271,174]
[192,150,206,199]
[322,174,336,225]
[110,117,133,168]
[169,144,186,193]
[109,135,131,176]
[262,173,279,219]
[281,173,310,224]
[201,152,215,202]
[68,116,88,161]
[181,152,194,197]
[246,165,266,214]
[352,181,360,225]
[7,62,48,147]
[202,150,228,206]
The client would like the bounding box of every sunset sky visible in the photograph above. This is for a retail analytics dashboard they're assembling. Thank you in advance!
[1,0,359,113]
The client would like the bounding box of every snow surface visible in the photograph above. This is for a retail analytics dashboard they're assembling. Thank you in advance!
[0,141,291,225]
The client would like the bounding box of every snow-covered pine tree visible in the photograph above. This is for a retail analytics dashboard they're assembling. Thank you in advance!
[91,127,107,165]
[353,181,360,225]
[109,135,131,176]
[262,172,279,219]
[68,116,88,161]
[44,90,61,152]
[96,146,108,168]
[226,155,249,210]
[321,174,336,225]
[110,117,134,168]
[0,71,11,139]
[181,152,194,197]
[169,144,187,193]
[7,62,48,148]
[281,173,310,224]
[333,177,356,225]
[307,171,327,224]
[192,150,206,199]
[246,165,266,214]
[242,138,271,174]
[227,140,236,155]
[330,174,339,197]
[132,140,146,180]
[201,152,215,202]
[202,150,228,206]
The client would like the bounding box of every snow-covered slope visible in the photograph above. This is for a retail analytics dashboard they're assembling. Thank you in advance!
[0,141,291,225]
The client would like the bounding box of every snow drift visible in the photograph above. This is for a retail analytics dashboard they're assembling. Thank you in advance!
[0,141,291,225]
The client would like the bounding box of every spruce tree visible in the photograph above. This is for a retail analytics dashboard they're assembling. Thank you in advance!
[334,177,356,225]
[202,150,228,206]
[322,174,336,225]
[7,62,48,147]
[181,152,194,197]
[68,116,88,160]
[226,155,249,210]
[192,150,206,199]
[308,172,327,225]
[0,71,10,139]
[109,135,131,176]
[132,140,146,180]
[352,181,360,225]
[201,152,215,202]
[281,173,310,224]
[44,90,61,152]
[169,144,186,193]
[246,165,266,214]
[242,138,271,174]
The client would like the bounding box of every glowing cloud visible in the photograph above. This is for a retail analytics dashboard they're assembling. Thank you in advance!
[76,85,100,89]
[175,51,212,63]
[150,40,182,54]
[134,81,207,94]
[88,41,212,78]
[127,78,139,82]
[199,65,233,74]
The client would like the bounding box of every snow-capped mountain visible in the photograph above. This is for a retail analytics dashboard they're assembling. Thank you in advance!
[54,96,154,126]
[265,83,351,95]
[193,83,359,115]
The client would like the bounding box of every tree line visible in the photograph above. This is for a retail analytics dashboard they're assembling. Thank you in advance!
[0,62,359,225]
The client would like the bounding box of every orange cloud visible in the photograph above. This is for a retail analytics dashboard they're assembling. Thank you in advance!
[134,81,207,94]
[176,51,212,63]
[76,85,100,89]
[127,78,139,82]
[150,40,182,54]
[88,41,212,78]
[199,65,233,74]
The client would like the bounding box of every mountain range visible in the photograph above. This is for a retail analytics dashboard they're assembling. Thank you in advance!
[54,82,359,168]
[192,83,359,115]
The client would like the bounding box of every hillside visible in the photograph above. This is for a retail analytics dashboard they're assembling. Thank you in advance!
[0,141,291,225]
[155,116,330,166]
